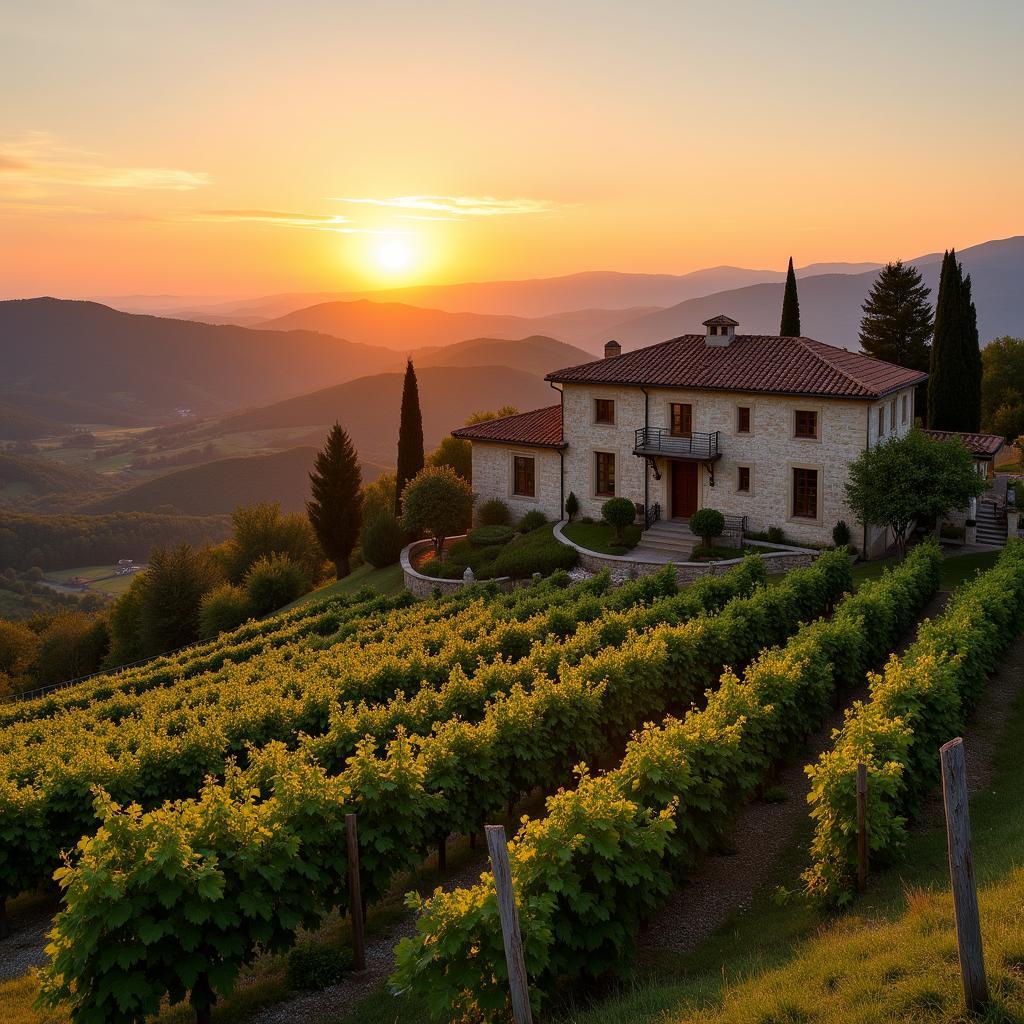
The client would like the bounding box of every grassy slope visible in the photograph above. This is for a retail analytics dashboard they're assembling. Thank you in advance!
[278,563,405,611]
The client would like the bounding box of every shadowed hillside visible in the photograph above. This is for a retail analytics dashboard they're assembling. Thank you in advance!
[0,299,399,422]
[81,446,378,515]
[415,335,594,375]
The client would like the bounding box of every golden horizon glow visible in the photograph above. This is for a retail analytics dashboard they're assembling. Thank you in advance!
[1,2,1023,299]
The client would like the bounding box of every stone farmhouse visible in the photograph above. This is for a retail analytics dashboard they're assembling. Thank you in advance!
[453,316,932,559]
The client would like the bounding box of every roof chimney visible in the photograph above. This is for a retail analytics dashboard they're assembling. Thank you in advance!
[604,339,622,359]
[703,314,738,347]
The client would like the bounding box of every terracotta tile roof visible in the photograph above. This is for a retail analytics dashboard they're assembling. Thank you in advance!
[702,314,739,326]
[452,405,564,448]
[546,334,928,400]
[922,429,1005,457]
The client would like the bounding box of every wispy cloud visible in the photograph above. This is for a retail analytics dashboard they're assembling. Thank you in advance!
[332,195,559,217]
[194,209,407,235]
[0,132,209,194]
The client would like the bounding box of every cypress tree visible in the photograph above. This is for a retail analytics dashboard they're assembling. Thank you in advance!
[307,423,362,579]
[929,250,980,431]
[395,359,424,516]
[779,256,801,337]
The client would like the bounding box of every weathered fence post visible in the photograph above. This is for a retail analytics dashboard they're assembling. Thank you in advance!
[485,824,533,1024]
[940,738,989,1013]
[856,762,868,892]
[345,813,366,971]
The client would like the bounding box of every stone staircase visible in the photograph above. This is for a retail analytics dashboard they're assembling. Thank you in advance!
[976,500,1008,546]
[632,519,699,561]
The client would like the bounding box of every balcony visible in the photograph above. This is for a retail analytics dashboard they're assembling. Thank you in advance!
[633,427,721,461]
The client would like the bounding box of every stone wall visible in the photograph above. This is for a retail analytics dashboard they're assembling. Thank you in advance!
[558,380,916,551]
[470,442,563,523]
[400,537,517,598]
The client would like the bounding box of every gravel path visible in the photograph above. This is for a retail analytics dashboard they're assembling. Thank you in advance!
[0,899,52,981]
[638,590,955,957]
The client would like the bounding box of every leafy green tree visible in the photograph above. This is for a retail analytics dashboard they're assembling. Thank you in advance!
[779,256,801,337]
[244,554,310,616]
[360,473,396,528]
[31,611,109,686]
[427,435,471,482]
[845,429,986,557]
[465,405,519,425]
[135,544,223,657]
[981,337,1024,442]
[219,502,324,584]
[0,619,39,694]
[395,360,424,516]
[103,575,145,667]
[601,497,637,543]
[400,466,473,556]
[307,423,362,579]
[929,250,981,431]
[361,512,407,568]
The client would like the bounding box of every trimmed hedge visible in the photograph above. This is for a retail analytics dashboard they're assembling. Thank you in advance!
[391,544,942,1018]
[804,538,1024,902]
[467,524,514,548]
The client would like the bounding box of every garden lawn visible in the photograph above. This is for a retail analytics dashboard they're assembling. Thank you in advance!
[562,520,642,554]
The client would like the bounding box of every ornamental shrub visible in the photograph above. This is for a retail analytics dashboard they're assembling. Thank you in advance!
[477,499,511,527]
[565,492,580,522]
[491,528,578,578]
[244,554,311,617]
[517,510,548,534]
[361,512,407,568]
[601,497,636,542]
[286,942,352,990]
[832,520,852,547]
[689,507,725,549]
[468,525,514,548]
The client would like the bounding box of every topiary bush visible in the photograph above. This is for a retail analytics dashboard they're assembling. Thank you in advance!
[517,510,548,533]
[601,497,636,543]
[361,512,407,568]
[286,942,352,991]
[565,492,580,522]
[767,525,786,544]
[243,554,311,616]
[468,525,514,548]
[832,520,852,548]
[477,499,511,527]
[689,507,725,549]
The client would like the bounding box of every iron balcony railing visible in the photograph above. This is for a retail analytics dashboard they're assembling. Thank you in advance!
[634,427,720,459]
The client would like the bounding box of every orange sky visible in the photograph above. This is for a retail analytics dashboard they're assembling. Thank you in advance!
[1,2,1022,300]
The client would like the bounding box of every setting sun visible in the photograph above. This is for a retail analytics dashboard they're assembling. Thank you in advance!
[372,239,415,275]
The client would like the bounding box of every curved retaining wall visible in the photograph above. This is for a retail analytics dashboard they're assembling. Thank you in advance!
[553,521,819,584]
[400,536,516,598]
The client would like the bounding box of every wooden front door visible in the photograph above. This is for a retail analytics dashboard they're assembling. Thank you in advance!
[671,461,698,518]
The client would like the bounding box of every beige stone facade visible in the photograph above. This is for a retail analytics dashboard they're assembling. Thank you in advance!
[470,441,563,523]
[557,381,916,552]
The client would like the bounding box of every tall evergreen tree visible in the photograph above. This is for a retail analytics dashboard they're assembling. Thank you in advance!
[395,359,424,515]
[779,256,801,336]
[928,249,981,431]
[859,259,933,421]
[307,423,362,579]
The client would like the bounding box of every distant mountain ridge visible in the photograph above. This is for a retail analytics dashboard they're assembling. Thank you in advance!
[600,236,1024,352]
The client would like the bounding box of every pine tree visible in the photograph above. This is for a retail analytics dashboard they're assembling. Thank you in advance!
[307,423,362,579]
[395,359,424,515]
[858,260,933,369]
[779,256,801,336]
[929,250,981,431]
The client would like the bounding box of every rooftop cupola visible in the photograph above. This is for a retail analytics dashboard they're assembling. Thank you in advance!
[604,339,622,359]
[703,314,739,347]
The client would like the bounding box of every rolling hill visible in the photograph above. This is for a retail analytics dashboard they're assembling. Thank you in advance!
[0,299,400,426]
[415,335,593,376]
[603,236,1024,352]
[83,446,367,516]
[0,452,107,502]
[205,365,555,467]
[257,298,631,351]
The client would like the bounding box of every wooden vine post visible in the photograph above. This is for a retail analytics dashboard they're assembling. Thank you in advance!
[939,738,989,1013]
[856,762,868,892]
[485,824,534,1024]
[345,813,366,971]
